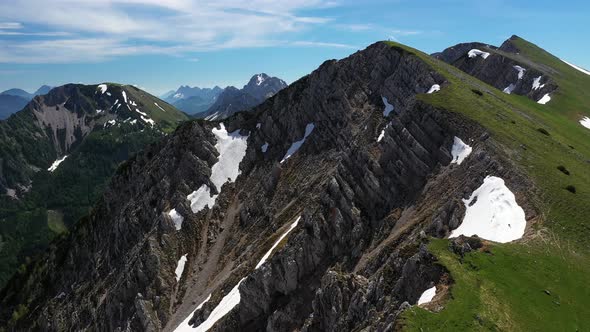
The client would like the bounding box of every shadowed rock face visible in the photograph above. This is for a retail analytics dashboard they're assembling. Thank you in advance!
[0,42,537,331]
[433,36,557,102]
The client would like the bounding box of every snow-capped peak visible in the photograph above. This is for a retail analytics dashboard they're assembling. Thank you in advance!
[97,84,107,94]
[256,74,266,86]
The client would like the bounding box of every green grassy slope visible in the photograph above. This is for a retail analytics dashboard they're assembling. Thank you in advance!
[0,124,165,286]
[402,239,590,332]
[383,39,590,330]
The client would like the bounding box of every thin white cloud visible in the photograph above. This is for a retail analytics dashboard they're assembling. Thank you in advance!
[0,31,71,36]
[390,29,422,36]
[0,0,352,63]
[336,23,374,32]
[0,22,23,29]
[290,41,357,49]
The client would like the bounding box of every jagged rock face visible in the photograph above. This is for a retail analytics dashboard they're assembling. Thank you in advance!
[200,73,287,120]
[434,37,557,102]
[0,42,538,331]
[242,73,288,101]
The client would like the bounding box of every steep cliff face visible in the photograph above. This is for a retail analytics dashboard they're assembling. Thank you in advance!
[0,42,538,331]
[433,36,557,102]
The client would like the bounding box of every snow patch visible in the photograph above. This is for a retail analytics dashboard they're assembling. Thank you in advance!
[468,49,490,59]
[187,124,249,213]
[513,65,526,79]
[256,216,300,268]
[175,294,211,332]
[187,185,214,214]
[450,176,526,243]
[381,96,394,116]
[427,84,440,94]
[96,109,104,114]
[141,116,155,126]
[503,83,516,94]
[537,93,551,104]
[261,142,269,153]
[97,84,107,94]
[280,123,315,163]
[154,102,166,112]
[122,91,128,103]
[377,129,386,142]
[561,59,590,75]
[48,155,68,172]
[450,136,472,165]
[377,123,390,143]
[176,216,301,332]
[256,74,266,86]
[256,123,261,129]
[168,209,184,230]
[175,254,187,282]
[532,76,545,90]
[579,116,590,129]
[417,286,436,305]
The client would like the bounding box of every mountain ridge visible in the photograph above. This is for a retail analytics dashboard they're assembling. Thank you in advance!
[200,73,287,120]
[0,37,589,331]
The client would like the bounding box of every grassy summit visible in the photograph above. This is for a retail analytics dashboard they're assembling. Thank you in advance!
[384,38,590,330]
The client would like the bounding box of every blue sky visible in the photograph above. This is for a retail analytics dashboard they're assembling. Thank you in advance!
[0,0,588,95]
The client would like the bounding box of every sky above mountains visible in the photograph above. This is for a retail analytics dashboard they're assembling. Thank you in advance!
[0,0,588,95]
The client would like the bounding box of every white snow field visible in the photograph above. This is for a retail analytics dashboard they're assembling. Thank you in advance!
[381,96,394,116]
[187,124,249,213]
[174,216,301,332]
[467,49,490,59]
[561,59,590,75]
[97,84,107,94]
[417,286,437,305]
[280,123,315,163]
[450,136,472,165]
[261,142,269,153]
[154,102,166,112]
[580,117,590,129]
[513,65,526,79]
[537,93,551,104]
[532,76,545,90]
[427,84,440,94]
[502,83,516,94]
[450,176,526,243]
[48,155,68,172]
[168,209,184,230]
[175,294,211,332]
[175,254,187,281]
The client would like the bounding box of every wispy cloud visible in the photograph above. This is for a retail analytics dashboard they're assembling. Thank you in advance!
[0,22,23,29]
[0,0,352,63]
[290,41,357,49]
[390,29,422,37]
[336,23,374,32]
